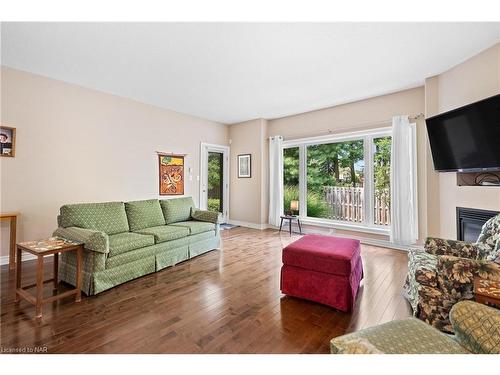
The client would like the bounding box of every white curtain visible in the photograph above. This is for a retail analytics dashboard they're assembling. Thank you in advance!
[269,136,284,227]
[390,115,418,245]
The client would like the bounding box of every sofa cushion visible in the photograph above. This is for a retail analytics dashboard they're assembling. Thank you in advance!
[330,317,468,354]
[450,300,500,354]
[108,232,155,257]
[334,338,383,354]
[135,225,189,244]
[125,199,166,231]
[60,202,129,235]
[169,221,215,235]
[160,197,195,224]
[105,238,191,269]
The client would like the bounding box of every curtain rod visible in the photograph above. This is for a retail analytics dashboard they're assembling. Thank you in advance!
[281,113,424,141]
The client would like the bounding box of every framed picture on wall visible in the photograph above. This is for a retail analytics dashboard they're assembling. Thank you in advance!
[238,154,251,178]
[0,126,16,157]
[158,154,185,195]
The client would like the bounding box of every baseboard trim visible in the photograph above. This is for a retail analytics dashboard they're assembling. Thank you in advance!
[229,220,420,252]
[227,220,269,230]
[302,226,422,252]
[0,253,53,266]
[268,224,420,252]
[337,234,421,252]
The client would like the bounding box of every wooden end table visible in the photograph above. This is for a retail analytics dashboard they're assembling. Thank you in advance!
[279,215,302,235]
[1,212,20,269]
[16,237,84,318]
[474,277,500,307]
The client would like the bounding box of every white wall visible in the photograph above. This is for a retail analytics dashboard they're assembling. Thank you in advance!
[228,119,268,225]
[0,67,228,257]
[225,88,427,241]
[3,43,498,254]
[267,87,426,242]
[424,43,500,239]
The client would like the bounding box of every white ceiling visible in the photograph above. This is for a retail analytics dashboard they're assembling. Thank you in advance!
[1,22,499,124]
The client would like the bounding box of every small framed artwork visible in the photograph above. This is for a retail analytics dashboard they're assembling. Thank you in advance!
[158,154,185,195]
[0,126,16,157]
[238,154,251,178]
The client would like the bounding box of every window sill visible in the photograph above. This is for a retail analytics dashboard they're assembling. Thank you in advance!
[298,217,390,236]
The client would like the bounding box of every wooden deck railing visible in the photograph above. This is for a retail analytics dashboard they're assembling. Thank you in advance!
[324,186,364,223]
[323,186,390,226]
[373,188,391,226]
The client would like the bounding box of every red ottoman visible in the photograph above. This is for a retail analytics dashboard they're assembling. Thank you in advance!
[280,234,363,312]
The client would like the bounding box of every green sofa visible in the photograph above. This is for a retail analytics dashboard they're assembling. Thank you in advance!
[330,301,500,354]
[53,197,220,295]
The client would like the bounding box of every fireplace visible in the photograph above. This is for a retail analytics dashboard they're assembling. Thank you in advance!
[456,207,499,242]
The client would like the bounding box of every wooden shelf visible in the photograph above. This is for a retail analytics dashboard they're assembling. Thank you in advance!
[457,171,500,187]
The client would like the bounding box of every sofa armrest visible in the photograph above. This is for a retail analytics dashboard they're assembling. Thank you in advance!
[450,300,500,354]
[190,209,221,224]
[425,237,480,259]
[53,226,109,254]
[407,248,439,288]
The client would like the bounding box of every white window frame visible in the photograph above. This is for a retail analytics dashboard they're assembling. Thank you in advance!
[283,127,392,235]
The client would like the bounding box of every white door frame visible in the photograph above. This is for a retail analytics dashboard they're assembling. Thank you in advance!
[199,142,230,223]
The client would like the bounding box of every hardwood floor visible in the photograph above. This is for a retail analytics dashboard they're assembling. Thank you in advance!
[0,227,411,353]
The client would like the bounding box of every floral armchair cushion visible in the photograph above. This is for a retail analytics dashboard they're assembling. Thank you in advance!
[436,255,500,298]
[404,250,500,333]
[476,214,500,261]
[404,219,500,333]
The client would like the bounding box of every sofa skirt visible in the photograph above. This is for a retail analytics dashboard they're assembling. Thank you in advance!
[59,234,220,295]
[59,256,156,295]
[189,236,220,258]
[156,246,189,270]
[281,255,363,313]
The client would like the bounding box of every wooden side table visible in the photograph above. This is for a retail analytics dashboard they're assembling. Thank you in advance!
[15,237,84,318]
[474,277,500,307]
[279,215,302,235]
[1,212,20,269]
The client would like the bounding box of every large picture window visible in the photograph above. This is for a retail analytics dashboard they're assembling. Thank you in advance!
[283,129,391,232]
[306,140,365,221]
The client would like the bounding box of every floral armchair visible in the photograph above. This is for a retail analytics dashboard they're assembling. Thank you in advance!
[403,213,500,333]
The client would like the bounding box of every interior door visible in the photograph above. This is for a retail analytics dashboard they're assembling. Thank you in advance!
[200,143,229,223]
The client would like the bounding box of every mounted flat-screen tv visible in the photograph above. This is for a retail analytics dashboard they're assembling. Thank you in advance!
[426,94,500,172]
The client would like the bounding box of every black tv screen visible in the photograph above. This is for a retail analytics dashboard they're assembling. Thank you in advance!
[426,94,500,172]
